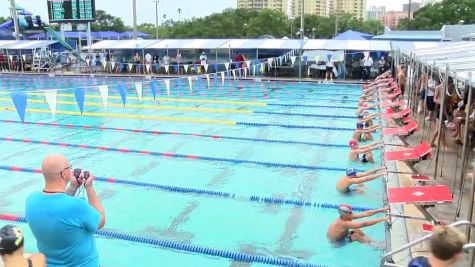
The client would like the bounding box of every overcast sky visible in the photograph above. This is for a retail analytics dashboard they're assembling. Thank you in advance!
[0,0,416,25]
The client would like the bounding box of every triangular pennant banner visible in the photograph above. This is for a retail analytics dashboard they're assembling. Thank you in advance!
[221,72,225,85]
[103,60,107,70]
[267,58,273,69]
[150,82,157,100]
[184,64,189,73]
[314,56,320,63]
[290,56,297,65]
[22,55,26,61]
[128,63,133,71]
[74,88,86,114]
[308,67,311,77]
[164,79,170,96]
[9,55,12,61]
[44,90,57,118]
[165,65,169,73]
[252,65,256,76]
[232,69,236,80]
[244,67,247,78]
[204,64,208,73]
[206,74,210,88]
[10,93,27,122]
[224,62,230,71]
[111,62,116,69]
[245,60,251,68]
[118,85,127,106]
[135,82,143,103]
[146,64,151,72]
[98,85,109,109]
[187,77,193,92]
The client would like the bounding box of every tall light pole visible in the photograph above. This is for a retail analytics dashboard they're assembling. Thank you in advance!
[154,0,159,39]
[133,0,138,39]
[9,0,20,40]
[178,8,181,21]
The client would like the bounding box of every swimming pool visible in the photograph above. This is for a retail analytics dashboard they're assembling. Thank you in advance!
[0,75,385,267]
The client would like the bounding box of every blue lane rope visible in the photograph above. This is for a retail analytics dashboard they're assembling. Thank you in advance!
[0,215,325,267]
[253,111,356,119]
[236,122,354,131]
[268,103,359,109]
[0,165,375,212]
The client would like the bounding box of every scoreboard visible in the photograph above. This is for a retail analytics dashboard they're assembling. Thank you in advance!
[47,0,96,23]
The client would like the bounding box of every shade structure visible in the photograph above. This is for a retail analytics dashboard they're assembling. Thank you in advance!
[332,30,373,40]
[0,40,57,50]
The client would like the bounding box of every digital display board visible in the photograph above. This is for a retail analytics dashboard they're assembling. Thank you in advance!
[47,0,96,23]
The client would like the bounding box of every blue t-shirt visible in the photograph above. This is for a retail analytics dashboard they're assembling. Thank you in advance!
[408,256,432,267]
[25,192,101,267]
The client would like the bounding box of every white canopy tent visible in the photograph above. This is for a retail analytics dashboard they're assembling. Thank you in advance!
[0,40,57,50]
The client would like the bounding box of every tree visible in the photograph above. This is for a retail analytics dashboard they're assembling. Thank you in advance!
[0,17,9,25]
[398,0,475,30]
[91,10,126,32]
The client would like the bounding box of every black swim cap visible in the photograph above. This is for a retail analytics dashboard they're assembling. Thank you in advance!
[0,225,24,255]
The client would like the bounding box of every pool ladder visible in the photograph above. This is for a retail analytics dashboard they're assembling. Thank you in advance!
[380,220,475,267]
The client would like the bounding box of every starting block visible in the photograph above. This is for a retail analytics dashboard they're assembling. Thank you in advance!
[384,142,431,162]
[383,120,418,136]
[388,185,452,205]
[382,108,411,120]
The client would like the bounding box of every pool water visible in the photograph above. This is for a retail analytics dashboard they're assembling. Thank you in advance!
[0,75,385,267]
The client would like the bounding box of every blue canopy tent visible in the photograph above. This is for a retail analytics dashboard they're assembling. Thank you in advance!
[119,31,152,39]
[332,30,373,40]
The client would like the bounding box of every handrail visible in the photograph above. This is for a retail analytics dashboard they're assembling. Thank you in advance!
[464,243,475,251]
[380,220,475,266]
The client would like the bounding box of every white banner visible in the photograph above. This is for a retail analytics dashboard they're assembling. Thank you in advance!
[9,55,12,61]
[22,55,26,61]
[187,77,193,92]
[205,74,210,88]
[308,67,311,76]
[164,65,169,73]
[184,64,189,73]
[290,56,297,65]
[224,62,230,71]
[44,90,57,118]
[232,69,236,80]
[164,79,170,96]
[111,62,116,69]
[267,58,273,68]
[244,67,247,78]
[314,56,320,63]
[221,72,225,85]
[98,85,109,109]
[135,82,143,103]
[245,60,251,68]
[146,64,151,73]
[204,64,209,73]
[252,65,256,76]
[128,63,133,71]
[102,60,107,69]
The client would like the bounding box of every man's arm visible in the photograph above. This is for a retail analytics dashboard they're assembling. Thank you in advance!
[357,166,385,177]
[350,172,384,185]
[352,207,388,219]
[344,216,387,229]
[84,174,106,229]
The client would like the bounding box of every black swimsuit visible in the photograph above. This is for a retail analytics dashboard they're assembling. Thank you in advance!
[28,259,33,267]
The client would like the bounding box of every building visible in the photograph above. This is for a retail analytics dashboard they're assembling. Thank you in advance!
[366,6,385,21]
[380,11,408,29]
[292,0,327,18]
[328,0,367,20]
[422,0,442,6]
[237,0,290,16]
[402,2,422,19]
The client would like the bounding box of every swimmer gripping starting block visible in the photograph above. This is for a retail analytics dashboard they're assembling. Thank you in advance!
[384,142,432,162]
[381,108,411,120]
[380,89,401,100]
[388,185,452,205]
[383,120,418,136]
[378,83,399,93]
[380,100,406,108]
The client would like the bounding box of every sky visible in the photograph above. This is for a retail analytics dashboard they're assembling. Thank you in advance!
[0,0,416,26]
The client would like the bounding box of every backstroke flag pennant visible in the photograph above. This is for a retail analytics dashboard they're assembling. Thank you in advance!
[128,63,133,71]
[74,88,86,114]
[220,71,225,85]
[205,74,210,88]
[118,85,127,106]
[146,64,151,73]
[164,79,170,96]
[111,62,116,69]
[224,62,230,71]
[98,85,109,109]
[184,64,189,73]
[10,93,27,122]
[244,67,247,78]
[232,69,236,80]
[187,76,193,92]
[314,56,320,63]
[252,65,256,76]
[164,65,169,73]
[267,58,273,69]
[291,56,297,65]
[245,60,251,68]
[204,64,209,73]
[135,82,143,103]
[44,90,58,118]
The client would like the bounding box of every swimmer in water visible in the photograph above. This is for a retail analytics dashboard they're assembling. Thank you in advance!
[336,167,386,194]
[348,139,383,163]
[327,205,389,244]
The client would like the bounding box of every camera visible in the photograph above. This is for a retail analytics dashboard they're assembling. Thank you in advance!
[73,168,90,183]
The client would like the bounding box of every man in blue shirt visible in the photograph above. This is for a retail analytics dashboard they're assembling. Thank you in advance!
[26,155,106,267]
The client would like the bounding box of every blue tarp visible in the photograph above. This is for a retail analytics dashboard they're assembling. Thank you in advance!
[332,30,373,40]
[119,31,152,39]
[27,31,150,40]
[91,31,120,39]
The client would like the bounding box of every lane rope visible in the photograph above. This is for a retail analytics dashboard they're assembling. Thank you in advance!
[0,165,373,211]
[0,137,353,171]
[0,214,325,267]
[0,120,348,148]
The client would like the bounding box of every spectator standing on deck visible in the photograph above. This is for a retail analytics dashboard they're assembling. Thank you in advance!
[26,155,105,267]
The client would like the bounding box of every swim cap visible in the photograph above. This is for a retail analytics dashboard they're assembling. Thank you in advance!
[356,123,364,129]
[338,204,353,216]
[346,168,357,177]
[0,225,24,255]
[357,114,364,119]
[349,139,358,147]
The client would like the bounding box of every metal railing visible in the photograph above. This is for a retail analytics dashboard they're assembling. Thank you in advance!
[380,220,475,266]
